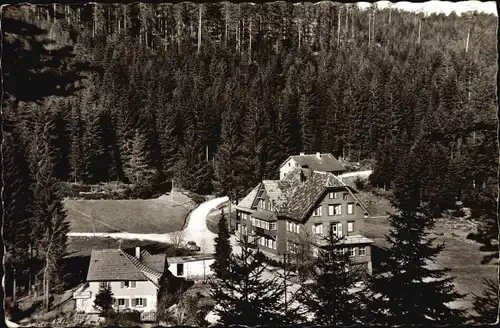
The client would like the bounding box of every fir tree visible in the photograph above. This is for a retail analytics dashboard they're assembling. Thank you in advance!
[472,278,499,323]
[210,209,233,279]
[297,227,365,325]
[94,284,115,316]
[213,109,244,201]
[209,237,303,326]
[83,108,106,183]
[2,130,34,298]
[31,117,69,311]
[176,128,213,195]
[157,103,179,179]
[366,138,466,325]
[123,129,156,187]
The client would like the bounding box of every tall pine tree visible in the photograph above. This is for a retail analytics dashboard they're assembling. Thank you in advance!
[366,137,466,325]
[210,209,232,279]
[297,227,365,325]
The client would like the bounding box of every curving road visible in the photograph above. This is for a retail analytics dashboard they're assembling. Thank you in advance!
[181,196,228,253]
[67,196,232,254]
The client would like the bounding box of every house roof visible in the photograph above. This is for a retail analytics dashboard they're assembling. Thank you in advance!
[86,249,165,282]
[167,253,215,264]
[251,210,277,222]
[280,153,346,173]
[236,167,372,222]
[238,183,262,209]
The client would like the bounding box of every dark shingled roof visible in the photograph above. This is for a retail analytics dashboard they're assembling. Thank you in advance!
[236,167,371,222]
[251,210,277,222]
[86,249,165,282]
[281,153,346,173]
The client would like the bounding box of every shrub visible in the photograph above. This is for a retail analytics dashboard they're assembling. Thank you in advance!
[93,285,114,316]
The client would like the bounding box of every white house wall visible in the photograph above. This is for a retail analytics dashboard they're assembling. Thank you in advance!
[75,280,158,314]
[279,158,298,179]
[168,259,215,279]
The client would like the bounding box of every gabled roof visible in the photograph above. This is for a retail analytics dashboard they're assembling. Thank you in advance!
[167,253,215,264]
[86,249,165,282]
[237,183,262,210]
[236,168,371,222]
[280,153,346,173]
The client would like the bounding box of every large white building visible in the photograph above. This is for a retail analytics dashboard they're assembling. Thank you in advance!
[279,152,347,180]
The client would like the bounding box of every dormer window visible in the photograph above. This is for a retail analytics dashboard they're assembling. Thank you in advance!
[259,199,265,209]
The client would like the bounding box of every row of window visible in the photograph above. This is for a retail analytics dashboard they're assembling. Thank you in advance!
[328,192,349,200]
[312,203,355,217]
[258,198,274,211]
[251,217,277,230]
[312,221,355,235]
[286,221,300,234]
[100,281,137,289]
[310,246,367,257]
[258,236,276,250]
[114,297,147,307]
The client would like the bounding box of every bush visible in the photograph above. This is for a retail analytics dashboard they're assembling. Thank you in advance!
[105,310,141,326]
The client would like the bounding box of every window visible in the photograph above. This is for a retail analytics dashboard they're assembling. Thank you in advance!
[287,221,300,233]
[270,222,276,231]
[343,193,348,200]
[118,299,126,306]
[134,298,144,307]
[359,247,366,256]
[347,221,354,232]
[313,223,323,235]
[349,248,356,257]
[100,281,109,288]
[121,281,134,288]
[347,203,354,215]
[312,206,322,217]
[334,192,339,199]
[259,199,265,209]
[331,223,343,237]
[177,263,184,276]
[328,192,334,199]
[330,204,341,215]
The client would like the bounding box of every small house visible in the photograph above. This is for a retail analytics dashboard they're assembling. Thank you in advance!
[73,247,166,319]
[166,254,215,280]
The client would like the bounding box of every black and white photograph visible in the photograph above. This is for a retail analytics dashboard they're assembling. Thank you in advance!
[1,1,498,326]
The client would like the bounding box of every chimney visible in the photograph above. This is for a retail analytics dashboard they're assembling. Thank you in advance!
[299,152,305,156]
[316,152,321,159]
[135,246,141,259]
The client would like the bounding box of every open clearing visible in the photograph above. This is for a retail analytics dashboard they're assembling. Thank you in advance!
[65,191,196,234]
[364,216,498,312]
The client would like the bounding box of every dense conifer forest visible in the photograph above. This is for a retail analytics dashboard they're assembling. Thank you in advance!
[2,2,498,322]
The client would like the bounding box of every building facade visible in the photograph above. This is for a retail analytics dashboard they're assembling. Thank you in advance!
[73,247,166,318]
[167,254,215,280]
[236,167,373,274]
[279,152,347,180]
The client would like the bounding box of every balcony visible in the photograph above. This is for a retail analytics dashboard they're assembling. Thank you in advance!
[253,226,277,237]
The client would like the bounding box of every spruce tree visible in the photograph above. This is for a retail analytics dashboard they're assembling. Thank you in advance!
[210,209,232,279]
[31,117,69,311]
[83,108,106,183]
[176,127,213,195]
[210,237,302,326]
[94,284,114,316]
[366,138,466,325]
[2,130,34,298]
[297,227,365,325]
[123,129,156,187]
[213,109,244,201]
[472,278,499,323]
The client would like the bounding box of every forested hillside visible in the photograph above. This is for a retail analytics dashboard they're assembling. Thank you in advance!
[2,2,498,322]
[4,2,497,204]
